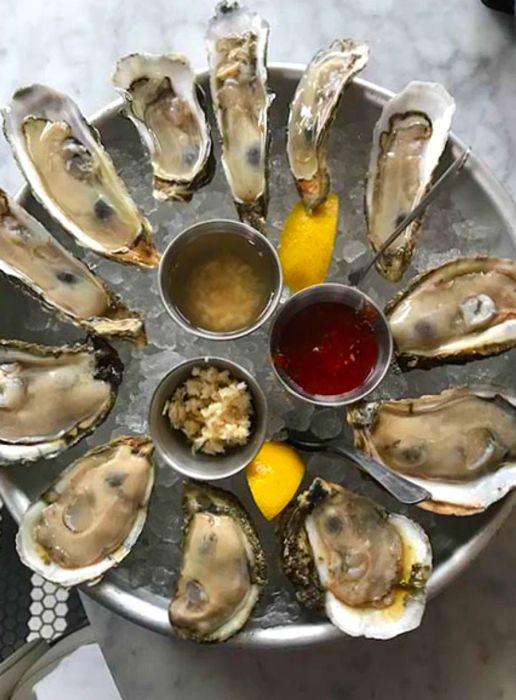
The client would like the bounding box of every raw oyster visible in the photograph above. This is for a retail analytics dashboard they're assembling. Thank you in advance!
[112,53,214,202]
[169,481,267,642]
[17,436,154,586]
[348,387,516,515]
[3,84,159,267]
[279,478,431,639]
[366,82,455,281]
[287,39,368,211]
[0,188,145,343]
[385,257,516,366]
[0,337,122,465]
[206,1,272,233]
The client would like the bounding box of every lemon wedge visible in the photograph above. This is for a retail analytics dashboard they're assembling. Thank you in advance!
[246,442,305,520]
[278,192,339,292]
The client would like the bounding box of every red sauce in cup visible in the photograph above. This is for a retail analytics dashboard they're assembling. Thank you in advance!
[272,301,379,396]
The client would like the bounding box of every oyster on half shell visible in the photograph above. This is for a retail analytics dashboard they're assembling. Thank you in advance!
[113,53,214,202]
[169,481,267,642]
[0,337,122,465]
[385,257,516,366]
[17,436,154,586]
[0,188,145,344]
[206,1,272,233]
[348,387,516,515]
[366,81,455,281]
[287,39,369,211]
[3,84,159,268]
[279,478,431,639]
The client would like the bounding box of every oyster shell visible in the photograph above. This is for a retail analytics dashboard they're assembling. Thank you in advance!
[16,436,154,586]
[3,84,159,267]
[366,82,455,281]
[279,478,431,639]
[206,1,272,233]
[287,39,368,211]
[348,387,516,515]
[112,53,214,202]
[0,188,145,344]
[0,337,122,465]
[385,257,516,366]
[169,481,267,642]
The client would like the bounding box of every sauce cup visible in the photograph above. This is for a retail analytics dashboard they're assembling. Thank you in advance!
[269,283,393,406]
[158,219,283,340]
[148,357,268,480]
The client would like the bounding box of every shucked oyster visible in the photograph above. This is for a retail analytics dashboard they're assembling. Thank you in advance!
[0,188,145,344]
[169,481,267,642]
[279,478,431,639]
[366,82,455,281]
[207,1,272,233]
[3,85,159,267]
[0,337,122,465]
[287,39,369,211]
[17,436,154,586]
[348,387,516,515]
[385,257,516,366]
[113,53,214,202]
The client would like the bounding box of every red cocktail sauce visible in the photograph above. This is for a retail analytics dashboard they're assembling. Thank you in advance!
[272,301,379,396]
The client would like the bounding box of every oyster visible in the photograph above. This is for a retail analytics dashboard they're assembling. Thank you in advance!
[112,53,214,202]
[287,39,368,211]
[206,1,272,233]
[3,84,159,267]
[279,478,431,639]
[169,481,267,642]
[17,436,154,586]
[348,387,516,515]
[0,188,145,343]
[0,337,122,465]
[366,82,455,281]
[385,257,516,366]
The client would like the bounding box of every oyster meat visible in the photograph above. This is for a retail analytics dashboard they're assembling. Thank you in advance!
[0,188,145,343]
[206,1,272,233]
[17,436,154,586]
[348,386,516,515]
[169,481,267,642]
[113,53,214,202]
[287,39,368,211]
[385,257,516,366]
[3,84,159,267]
[279,478,431,639]
[0,337,122,465]
[366,82,455,281]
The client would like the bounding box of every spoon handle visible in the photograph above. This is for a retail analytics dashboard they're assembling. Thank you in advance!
[330,443,432,505]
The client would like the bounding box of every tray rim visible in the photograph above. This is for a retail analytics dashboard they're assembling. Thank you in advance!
[1,62,515,648]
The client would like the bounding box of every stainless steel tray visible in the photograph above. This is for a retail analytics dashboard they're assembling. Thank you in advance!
[1,64,515,648]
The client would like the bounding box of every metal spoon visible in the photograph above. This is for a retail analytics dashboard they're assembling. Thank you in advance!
[348,147,471,288]
[286,428,431,505]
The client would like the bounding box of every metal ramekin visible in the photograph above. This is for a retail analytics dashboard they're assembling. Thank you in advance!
[148,356,268,480]
[158,219,283,340]
[269,283,393,406]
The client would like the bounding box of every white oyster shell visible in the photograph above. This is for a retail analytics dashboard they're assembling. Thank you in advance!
[0,337,122,465]
[366,81,455,281]
[113,53,214,202]
[2,84,159,268]
[206,1,272,233]
[287,38,369,211]
[319,514,431,639]
[349,387,516,515]
[0,188,145,343]
[16,436,154,586]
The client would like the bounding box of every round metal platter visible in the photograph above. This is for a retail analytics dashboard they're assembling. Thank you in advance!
[0,64,515,647]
